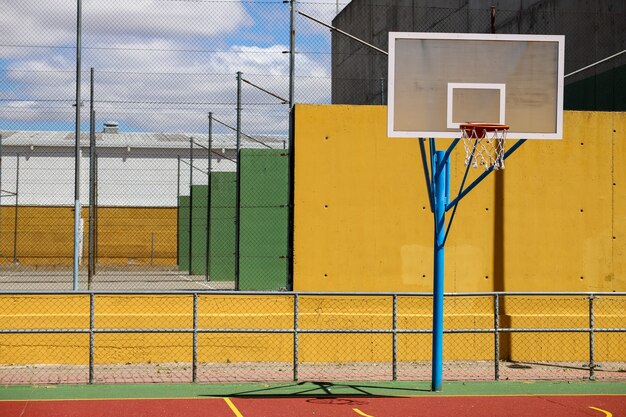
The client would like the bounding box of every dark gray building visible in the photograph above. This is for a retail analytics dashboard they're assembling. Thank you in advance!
[331,0,626,110]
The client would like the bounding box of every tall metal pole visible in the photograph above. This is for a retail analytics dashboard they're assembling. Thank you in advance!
[205,113,213,282]
[287,0,296,290]
[176,155,180,266]
[289,0,296,108]
[188,137,194,275]
[12,154,20,265]
[235,72,242,290]
[588,294,596,380]
[0,133,3,255]
[72,0,83,290]
[88,293,95,384]
[88,68,96,286]
[94,154,99,266]
[432,150,449,392]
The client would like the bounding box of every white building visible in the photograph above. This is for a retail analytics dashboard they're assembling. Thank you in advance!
[0,126,287,207]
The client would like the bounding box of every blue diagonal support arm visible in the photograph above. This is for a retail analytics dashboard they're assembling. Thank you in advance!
[419,138,434,212]
[442,141,475,245]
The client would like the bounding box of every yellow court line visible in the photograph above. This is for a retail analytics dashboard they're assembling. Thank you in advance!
[589,406,612,417]
[224,397,245,417]
[353,408,375,417]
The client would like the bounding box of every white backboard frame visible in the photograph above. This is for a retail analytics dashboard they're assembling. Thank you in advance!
[387,32,565,139]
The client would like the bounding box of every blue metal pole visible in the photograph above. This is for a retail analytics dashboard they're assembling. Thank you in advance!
[432,150,449,391]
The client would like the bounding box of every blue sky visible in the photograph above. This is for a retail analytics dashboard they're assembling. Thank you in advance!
[0,0,348,134]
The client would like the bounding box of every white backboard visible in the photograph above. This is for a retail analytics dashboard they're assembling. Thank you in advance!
[388,32,565,139]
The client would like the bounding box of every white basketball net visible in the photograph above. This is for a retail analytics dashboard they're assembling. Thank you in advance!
[461,124,508,170]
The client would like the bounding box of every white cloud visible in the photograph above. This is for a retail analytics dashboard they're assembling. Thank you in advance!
[84,1,250,39]
[3,42,330,133]
[0,1,333,134]
[0,0,250,56]
[0,1,75,47]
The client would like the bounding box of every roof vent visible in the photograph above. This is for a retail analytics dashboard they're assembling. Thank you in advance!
[103,121,119,134]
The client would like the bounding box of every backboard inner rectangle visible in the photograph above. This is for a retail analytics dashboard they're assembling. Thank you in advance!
[447,83,505,128]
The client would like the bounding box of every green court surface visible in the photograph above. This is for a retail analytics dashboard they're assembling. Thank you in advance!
[1,381,624,401]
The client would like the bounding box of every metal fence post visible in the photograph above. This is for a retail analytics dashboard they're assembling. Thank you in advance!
[176,155,180,266]
[588,294,595,381]
[289,0,295,108]
[235,71,242,290]
[88,67,96,286]
[89,292,95,384]
[72,0,83,292]
[392,294,398,380]
[206,113,213,283]
[188,137,194,275]
[293,293,299,381]
[0,133,3,254]
[193,293,198,383]
[12,154,19,265]
[494,293,500,381]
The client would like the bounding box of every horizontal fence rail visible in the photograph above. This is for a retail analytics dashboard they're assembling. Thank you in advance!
[0,291,624,385]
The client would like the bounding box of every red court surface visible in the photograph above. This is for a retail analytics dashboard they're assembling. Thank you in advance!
[1,395,624,417]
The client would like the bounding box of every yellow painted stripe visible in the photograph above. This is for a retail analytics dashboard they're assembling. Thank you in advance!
[353,408,375,417]
[589,406,612,417]
[224,397,245,417]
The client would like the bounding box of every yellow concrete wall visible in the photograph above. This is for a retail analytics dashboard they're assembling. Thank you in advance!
[293,105,626,293]
[0,206,177,265]
[1,294,623,364]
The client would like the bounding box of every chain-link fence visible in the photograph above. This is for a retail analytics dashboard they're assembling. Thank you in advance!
[0,0,350,290]
[331,1,626,108]
[0,291,624,385]
[1,1,624,290]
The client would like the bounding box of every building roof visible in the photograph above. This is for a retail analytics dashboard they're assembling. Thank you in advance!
[0,130,288,150]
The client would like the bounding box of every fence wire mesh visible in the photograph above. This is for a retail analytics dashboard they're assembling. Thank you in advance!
[0,0,348,289]
[0,292,624,385]
[331,2,626,107]
[1,1,625,289]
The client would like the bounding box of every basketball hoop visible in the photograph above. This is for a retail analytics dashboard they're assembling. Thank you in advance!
[461,123,509,170]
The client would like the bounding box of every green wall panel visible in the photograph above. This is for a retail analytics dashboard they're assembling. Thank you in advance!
[239,206,288,290]
[177,195,190,271]
[190,185,209,275]
[177,149,288,289]
[179,174,236,281]
[209,172,236,281]
[238,149,289,290]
